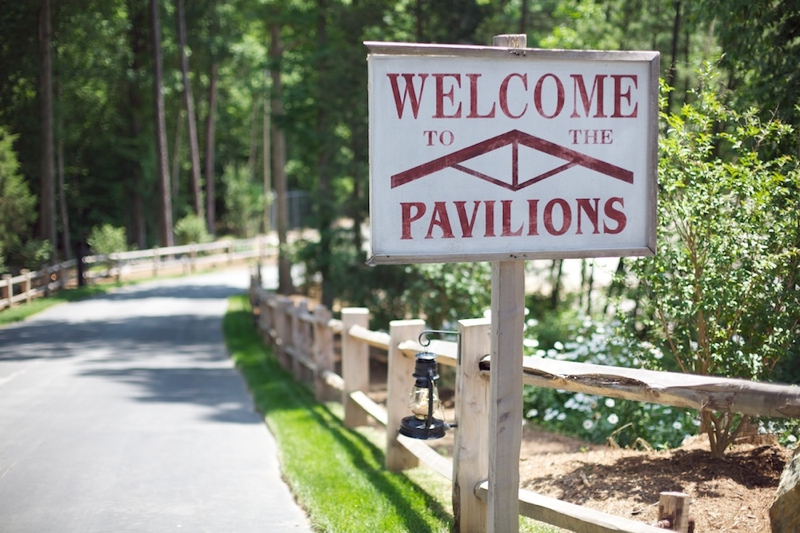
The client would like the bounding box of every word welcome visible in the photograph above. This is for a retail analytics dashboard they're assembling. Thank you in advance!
[387,73,639,121]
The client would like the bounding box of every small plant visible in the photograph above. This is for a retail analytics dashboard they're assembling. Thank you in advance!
[87,224,128,256]
[174,214,211,245]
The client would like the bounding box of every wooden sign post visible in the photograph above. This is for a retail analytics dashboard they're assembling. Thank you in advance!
[366,36,659,533]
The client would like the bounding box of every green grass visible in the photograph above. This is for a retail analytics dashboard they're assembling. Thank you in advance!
[224,294,453,532]
[224,295,558,533]
[0,283,117,327]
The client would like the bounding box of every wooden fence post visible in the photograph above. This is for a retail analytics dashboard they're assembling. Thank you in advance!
[454,317,491,533]
[658,492,691,532]
[313,305,335,402]
[342,308,371,428]
[1,274,11,309]
[488,260,525,533]
[21,270,32,304]
[274,296,292,369]
[386,318,425,471]
[228,241,235,265]
[153,247,160,277]
[190,244,197,273]
[292,299,309,379]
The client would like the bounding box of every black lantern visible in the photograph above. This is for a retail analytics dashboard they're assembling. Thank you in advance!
[399,350,446,440]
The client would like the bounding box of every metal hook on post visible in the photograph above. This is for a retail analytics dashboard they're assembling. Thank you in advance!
[418,329,462,366]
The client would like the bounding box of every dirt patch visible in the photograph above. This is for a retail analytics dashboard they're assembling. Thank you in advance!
[517,428,790,532]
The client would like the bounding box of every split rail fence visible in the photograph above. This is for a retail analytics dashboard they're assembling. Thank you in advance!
[0,236,273,313]
[249,268,800,533]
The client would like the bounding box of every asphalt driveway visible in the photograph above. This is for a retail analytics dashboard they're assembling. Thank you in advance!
[0,269,313,532]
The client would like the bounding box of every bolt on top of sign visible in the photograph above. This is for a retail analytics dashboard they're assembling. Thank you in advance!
[367,41,659,265]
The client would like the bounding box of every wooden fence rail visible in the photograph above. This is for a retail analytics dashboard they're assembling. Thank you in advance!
[248,271,800,533]
[0,235,273,313]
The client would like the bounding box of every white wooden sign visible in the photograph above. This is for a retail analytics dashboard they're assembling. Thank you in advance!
[367,42,659,265]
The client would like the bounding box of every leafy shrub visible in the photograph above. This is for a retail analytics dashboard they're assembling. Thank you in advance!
[7,239,53,271]
[87,224,127,256]
[619,68,800,457]
[523,312,698,449]
[221,165,264,237]
[174,214,211,245]
[0,126,37,266]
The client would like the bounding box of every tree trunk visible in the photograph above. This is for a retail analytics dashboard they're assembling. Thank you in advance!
[262,78,271,236]
[316,0,335,308]
[171,106,183,203]
[55,80,72,260]
[666,1,682,113]
[128,0,148,250]
[519,0,529,35]
[176,0,203,220]
[204,60,217,235]
[39,0,57,258]
[150,0,174,247]
[270,24,294,295]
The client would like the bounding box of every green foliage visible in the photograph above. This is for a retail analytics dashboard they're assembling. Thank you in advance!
[619,67,800,456]
[0,126,37,267]
[8,239,53,271]
[87,224,128,256]
[523,311,698,449]
[174,214,211,245]
[293,228,491,330]
[220,165,264,238]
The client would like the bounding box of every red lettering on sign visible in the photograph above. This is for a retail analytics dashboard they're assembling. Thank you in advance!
[467,74,496,118]
[603,197,627,233]
[502,200,524,236]
[576,198,600,234]
[400,202,426,239]
[570,74,607,118]
[611,75,638,118]
[499,73,528,119]
[426,201,455,238]
[433,74,462,118]
[527,199,540,236]
[484,200,496,237]
[534,74,565,119]
[454,201,481,238]
[387,74,428,119]
[544,199,571,235]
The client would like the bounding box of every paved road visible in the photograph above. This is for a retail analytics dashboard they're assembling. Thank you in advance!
[0,269,314,532]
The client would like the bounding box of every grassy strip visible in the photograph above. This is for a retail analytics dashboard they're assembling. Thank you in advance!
[224,294,454,532]
[0,284,116,327]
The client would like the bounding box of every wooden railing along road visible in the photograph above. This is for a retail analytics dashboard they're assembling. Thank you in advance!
[248,268,800,533]
[0,236,273,312]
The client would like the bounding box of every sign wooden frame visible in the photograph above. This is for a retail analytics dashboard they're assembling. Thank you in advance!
[367,41,659,265]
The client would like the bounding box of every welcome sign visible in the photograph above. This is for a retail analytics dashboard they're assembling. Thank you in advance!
[367,42,659,265]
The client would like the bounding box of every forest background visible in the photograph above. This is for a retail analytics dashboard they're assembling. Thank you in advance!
[1,0,799,455]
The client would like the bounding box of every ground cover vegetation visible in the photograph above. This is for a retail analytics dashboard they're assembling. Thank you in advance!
[1,0,799,456]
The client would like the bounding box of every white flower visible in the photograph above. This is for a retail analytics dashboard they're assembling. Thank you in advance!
[672,421,683,431]
[787,434,798,443]
[526,409,539,418]
[554,341,564,351]
[607,413,619,425]
[605,398,615,408]
[582,420,594,430]
[557,413,567,421]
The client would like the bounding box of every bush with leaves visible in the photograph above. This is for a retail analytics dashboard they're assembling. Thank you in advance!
[174,214,211,245]
[619,68,800,458]
[293,227,492,330]
[87,224,127,256]
[523,311,699,449]
[221,165,264,238]
[0,126,38,269]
